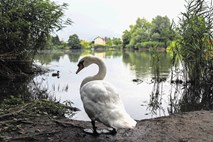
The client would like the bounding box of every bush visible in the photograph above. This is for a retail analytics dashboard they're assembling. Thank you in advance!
[140,41,164,48]
[0,0,70,80]
[0,0,69,55]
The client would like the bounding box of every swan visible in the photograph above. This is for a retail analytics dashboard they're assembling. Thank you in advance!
[76,56,136,135]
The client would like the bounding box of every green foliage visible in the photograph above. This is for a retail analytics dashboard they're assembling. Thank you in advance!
[140,41,164,48]
[0,96,24,109]
[105,37,122,48]
[0,96,76,117]
[122,16,176,49]
[80,40,92,49]
[122,51,171,78]
[0,0,70,80]
[0,0,69,54]
[166,41,182,66]
[0,135,4,141]
[106,38,113,47]
[68,34,82,49]
[122,30,131,48]
[112,37,122,47]
[45,35,69,50]
[52,35,61,46]
[151,16,175,45]
[171,0,213,111]
[174,0,213,81]
[125,18,151,48]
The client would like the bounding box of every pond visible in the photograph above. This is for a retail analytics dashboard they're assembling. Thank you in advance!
[33,49,176,121]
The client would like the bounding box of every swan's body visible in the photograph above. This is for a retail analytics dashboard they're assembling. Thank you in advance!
[76,56,136,135]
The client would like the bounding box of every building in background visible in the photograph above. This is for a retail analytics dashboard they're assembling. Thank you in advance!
[93,36,106,45]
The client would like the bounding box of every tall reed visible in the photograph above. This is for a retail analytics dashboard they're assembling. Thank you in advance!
[172,0,213,111]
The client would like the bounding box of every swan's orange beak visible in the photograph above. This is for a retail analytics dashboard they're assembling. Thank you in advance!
[76,64,84,74]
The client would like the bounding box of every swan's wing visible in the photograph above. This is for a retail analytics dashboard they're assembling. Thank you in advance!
[80,81,136,129]
[81,81,121,106]
[80,81,123,119]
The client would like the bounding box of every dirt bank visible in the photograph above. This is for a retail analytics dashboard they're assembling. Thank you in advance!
[1,110,213,142]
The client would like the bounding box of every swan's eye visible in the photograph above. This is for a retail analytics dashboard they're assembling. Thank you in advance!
[78,60,84,67]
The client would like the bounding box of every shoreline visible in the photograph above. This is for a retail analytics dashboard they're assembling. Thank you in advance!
[1,110,212,142]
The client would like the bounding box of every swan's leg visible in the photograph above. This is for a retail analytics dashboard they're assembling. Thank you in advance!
[91,120,99,135]
[83,120,100,136]
[102,128,117,135]
[110,128,117,135]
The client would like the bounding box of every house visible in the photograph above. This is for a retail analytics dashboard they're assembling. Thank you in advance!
[93,36,106,45]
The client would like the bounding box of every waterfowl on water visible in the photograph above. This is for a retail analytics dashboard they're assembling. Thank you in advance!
[52,71,60,78]
[76,56,136,135]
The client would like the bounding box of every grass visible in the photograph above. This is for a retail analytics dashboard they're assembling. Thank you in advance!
[0,96,79,118]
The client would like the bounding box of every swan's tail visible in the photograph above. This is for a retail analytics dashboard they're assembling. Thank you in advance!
[112,115,137,129]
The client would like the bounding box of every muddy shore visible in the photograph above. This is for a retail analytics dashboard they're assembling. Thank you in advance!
[1,110,213,142]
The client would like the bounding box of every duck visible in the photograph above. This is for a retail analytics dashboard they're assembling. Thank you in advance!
[52,71,60,78]
[76,56,136,135]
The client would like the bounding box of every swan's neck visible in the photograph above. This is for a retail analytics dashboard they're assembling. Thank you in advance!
[80,58,106,88]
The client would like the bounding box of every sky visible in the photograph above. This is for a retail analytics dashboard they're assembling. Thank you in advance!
[53,0,186,41]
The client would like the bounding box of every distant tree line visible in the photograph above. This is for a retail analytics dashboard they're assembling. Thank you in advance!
[48,34,122,50]
[122,16,176,49]
[51,15,176,50]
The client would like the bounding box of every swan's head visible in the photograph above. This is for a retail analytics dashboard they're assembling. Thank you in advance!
[76,56,94,74]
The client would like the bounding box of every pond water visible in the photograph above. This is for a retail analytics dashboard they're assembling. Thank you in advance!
[33,49,175,121]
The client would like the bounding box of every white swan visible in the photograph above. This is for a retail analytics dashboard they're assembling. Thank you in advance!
[76,56,136,135]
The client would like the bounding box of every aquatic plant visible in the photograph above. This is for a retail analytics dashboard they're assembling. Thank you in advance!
[171,0,213,111]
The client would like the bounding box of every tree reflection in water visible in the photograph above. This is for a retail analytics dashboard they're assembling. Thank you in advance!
[1,49,212,119]
[169,0,213,114]
[148,54,213,115]
[0,76,49,101]
[148,58,213,115]
[178,61,213,112]
[147,49,167,116]
[0,68,69,103]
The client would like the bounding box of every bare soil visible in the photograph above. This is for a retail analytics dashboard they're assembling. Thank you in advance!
[0,110,213,142]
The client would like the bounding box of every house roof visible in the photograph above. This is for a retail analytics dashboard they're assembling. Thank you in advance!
[94,36,105,41]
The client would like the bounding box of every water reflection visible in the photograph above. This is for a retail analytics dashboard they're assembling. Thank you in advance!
[0,77,49,101]
[1,49,212,121]
[32,49,173,120]
[146,51,169,116]
[169,60,213,113]
[122,51,171,79]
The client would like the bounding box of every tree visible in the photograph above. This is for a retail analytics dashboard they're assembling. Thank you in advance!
[105,38,113,47]
[134,18,151,42]
[0,0,70,79]
[52,35,61,45]
[105,37,122,47]
[122,30,131,48]
[0,0,70,55]
[122,16,176,49]
[68,34,82,49]
[112,38,122,46]
[80,40,92,49]
[128,18,151,48]
[151,16,175,47]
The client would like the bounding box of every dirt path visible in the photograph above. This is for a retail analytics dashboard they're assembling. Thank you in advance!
[1,110,213,142]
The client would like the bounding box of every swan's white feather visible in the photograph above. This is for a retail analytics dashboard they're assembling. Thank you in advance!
[80,80,136,129]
